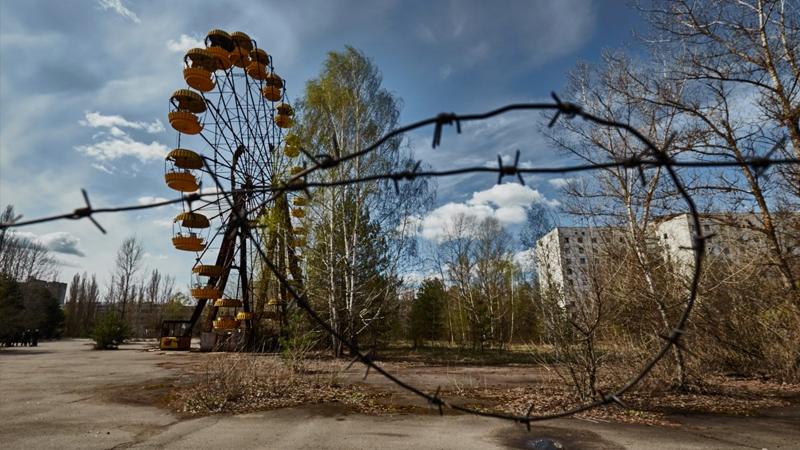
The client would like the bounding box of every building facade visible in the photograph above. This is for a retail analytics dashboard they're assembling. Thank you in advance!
[536,213,800,299]
[535,226,626,304]
[20,278,68,306]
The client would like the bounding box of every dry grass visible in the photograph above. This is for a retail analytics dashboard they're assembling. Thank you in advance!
[172,353,397,416]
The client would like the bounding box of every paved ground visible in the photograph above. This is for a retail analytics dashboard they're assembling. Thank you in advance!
[1,340,798,449]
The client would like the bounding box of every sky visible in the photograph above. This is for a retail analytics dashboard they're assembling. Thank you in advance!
[0,0,646,289]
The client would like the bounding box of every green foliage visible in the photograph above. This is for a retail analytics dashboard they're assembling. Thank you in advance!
[279,310,319,372]
[0,273,25,342]
[161,293,191,321]
[409,278,446,348]
[296,46,431,356]
[91,313,131,350]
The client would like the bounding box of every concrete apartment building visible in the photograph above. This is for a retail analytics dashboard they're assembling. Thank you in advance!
[535,226,627,303]
[536,213,800,299]
[19,278,68,306]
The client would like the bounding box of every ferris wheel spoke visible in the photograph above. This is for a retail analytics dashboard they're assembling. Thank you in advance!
[221,71,250,147]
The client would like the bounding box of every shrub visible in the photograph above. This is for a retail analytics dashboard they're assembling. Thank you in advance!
[91,313,130,349]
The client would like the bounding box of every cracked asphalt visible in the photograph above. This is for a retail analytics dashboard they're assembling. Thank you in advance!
[1,340,798,449]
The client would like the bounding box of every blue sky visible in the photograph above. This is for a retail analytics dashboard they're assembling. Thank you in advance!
[0,0,645,287]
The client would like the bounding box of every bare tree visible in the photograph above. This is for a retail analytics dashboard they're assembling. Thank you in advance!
[0,205,59,281]
[549,54,691,386]
[638,0,800,292]
[111,236,144,320]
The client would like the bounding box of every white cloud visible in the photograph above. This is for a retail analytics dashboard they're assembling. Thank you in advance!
[468,183,553,209]
[97,0,141,24]
[11,231,85,257]
[76,112,168,163]
[137,196,169,205]
[76,134,168,163]
[548,177,574,188]
[413,183,556,242]
[80,112,164,133]
[91,163,115,174]
[166,34,205,53]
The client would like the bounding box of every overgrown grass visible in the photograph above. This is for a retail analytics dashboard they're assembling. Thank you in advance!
[377,341,555,366]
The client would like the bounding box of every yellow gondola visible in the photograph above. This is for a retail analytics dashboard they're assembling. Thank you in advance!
[274,102,294,128]
[291,208,305,218]
[229,32,253,69]
[230,31,253,51]
[164,149,202,192]
[214,298,242,308]
[192,264,224,277]
[292,196,309,206]
[172,234,205,252]
[164,171,198,192]
[207,46,231,71]
[190,286,221,299]
[262,72,283,101]
[235,311,254,321]
[206,29,235,51]
[292,226,306,235]
[183,48,216,92]
[174,212,210,228]
[246,48,269,80]
[169,89,205,135]
[212,315,240,330]
[167,148,203,169]
[289,166,304,176]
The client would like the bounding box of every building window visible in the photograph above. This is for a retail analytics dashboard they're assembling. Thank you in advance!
[578,237,583,243]
[565,258,572,264]
[580,257,586,264]
[703,224,710,231]
[591,238,597,243]
[579,247,584,253]
[619,237,624,243]
[564,237,570,243]
[567,268,573,275]
[663,233,668,240]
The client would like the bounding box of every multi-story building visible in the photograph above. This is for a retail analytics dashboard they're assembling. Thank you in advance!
[535,226,626,304]
[536,212,799,298]
[20,278,68,306]
[653,212,800,274]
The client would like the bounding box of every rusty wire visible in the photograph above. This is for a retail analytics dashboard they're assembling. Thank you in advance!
[1,94,798,428]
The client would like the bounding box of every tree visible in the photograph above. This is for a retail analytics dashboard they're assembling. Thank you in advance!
[639,0,799,292]
[297,47,431,356]
[21,284,64,339]
[111,236,144,320]
[64,273,81,336]
[409,278,446,348]
[548,53,690,386]
[0,205,59,282]
[91,313,130,350]
[0,273,25,343]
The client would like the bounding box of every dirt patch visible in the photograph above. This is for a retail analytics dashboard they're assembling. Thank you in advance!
[149,352,800,426]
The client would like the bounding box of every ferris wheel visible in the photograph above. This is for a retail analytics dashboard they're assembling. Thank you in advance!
[160,29,307,350]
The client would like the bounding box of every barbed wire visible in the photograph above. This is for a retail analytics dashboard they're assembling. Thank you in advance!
[2,95,797,428]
